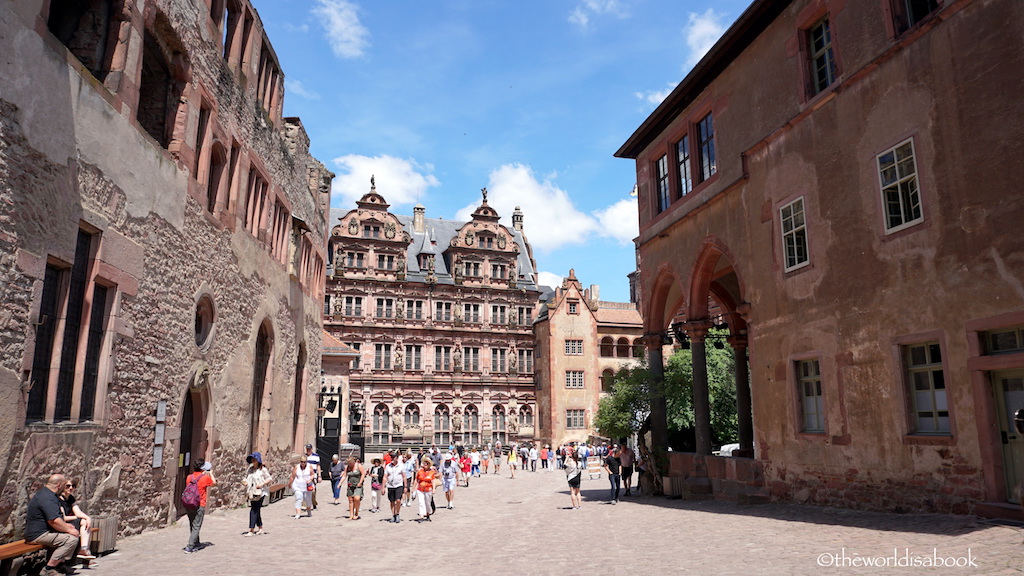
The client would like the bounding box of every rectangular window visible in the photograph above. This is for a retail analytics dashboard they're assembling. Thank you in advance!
[374,344,392,370]
[435,301,452,322]
[904,341,948,434]
[568,300,579,315]
[516,306,533,326]
[780,197,809,271]
[491,264,506,279]
[491,348,507,373]
[435,346,452,371]
[808,17,837,94]
[676,136,692,197]
[404,345,422,371]
[377,254,394,270]
[375,298,393,318]
[323,295,332,316]
[697,113,716,182]
[565,371,585,388]
[345,252,365,268]
[465,347,480,372]
[345,296,363,316]
[564,340,583,355]
[244,170,268,236]
[491,305,507,324]
[463,303,480,323]
[517,349,534,374]
[985,326,1024,355]
[464,261,481,277]
[655,155,670,213]
[566,409,585,429]
[405,299,423,320]
[27,229,112,424]
[891,0,939,34]
[878,139,922,233]
[349,343,361,370]
[797,359,824,433]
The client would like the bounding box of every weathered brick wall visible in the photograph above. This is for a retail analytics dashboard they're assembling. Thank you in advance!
[0,0,330,539]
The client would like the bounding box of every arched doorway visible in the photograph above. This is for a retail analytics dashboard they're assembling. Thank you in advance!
[173,375,210,517]
[250,321,273,454]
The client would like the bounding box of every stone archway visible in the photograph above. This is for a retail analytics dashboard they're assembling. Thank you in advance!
[173,367,212,517]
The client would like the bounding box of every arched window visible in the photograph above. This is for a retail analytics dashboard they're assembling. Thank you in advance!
[601,369,615,393]
[434,405,451,445]
[250,322,272,453]
[206,143,227,213]
[616,337,630,358]
[464,404,480,445]
[600,336,615,357]
[492,405,506,444]
[632,338,646,359]
[520,405,533,428]
[404,404,420,427]
[372,404,390,444]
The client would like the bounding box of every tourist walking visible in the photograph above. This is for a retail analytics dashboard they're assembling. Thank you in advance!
[470,447,481,477]
[565,450,582,509]
[619,443,636,496]
[415,458,438,521]
[242,452,271,536]
[384,454,406,523]
[493,441,502,475]
[289,457,314,518]
[304,444,320,510]
[183,459,217,552]
[345,457,366,520]
[59,479,96,561]
[368,458,384,513]
[480,445,490,475]
[329,454,344,505]
[439,453,458,509]
[529,444,539,472]
[507,445,518,479]
[603,445,622,504]
[459,451,472,487]
[402,452,417,508]
[539,445,548,470]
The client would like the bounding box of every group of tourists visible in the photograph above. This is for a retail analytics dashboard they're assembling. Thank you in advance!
[24,473,98,576]
[560,441,639,508]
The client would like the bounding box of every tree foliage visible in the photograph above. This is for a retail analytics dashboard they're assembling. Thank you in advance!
[595,328,739,451]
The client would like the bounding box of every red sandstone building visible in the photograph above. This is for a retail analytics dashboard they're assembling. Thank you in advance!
[0,0,331,537]
[325,186,542,451]
[617,0,1024,516]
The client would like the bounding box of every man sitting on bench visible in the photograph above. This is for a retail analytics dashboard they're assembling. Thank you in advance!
[26,474,80,576]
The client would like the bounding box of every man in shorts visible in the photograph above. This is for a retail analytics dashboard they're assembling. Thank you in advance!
[384,455,406,523]
[619,442,636,496]
[402,452,417,508]
[439,453,459,509]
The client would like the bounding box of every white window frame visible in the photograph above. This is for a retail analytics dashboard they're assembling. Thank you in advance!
[877,138,923,234]
[797,359,824,433]
[564,339,583,355]
[904,341,949,435]
[565,370,585,388]
[780,197,810,272]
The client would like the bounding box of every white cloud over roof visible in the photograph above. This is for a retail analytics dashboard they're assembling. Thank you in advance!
[330,154,440,208]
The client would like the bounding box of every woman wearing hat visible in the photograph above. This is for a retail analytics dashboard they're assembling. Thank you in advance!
[242,452,272,536]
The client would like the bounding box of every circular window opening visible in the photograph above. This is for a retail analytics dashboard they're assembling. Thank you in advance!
[195,295,215,349]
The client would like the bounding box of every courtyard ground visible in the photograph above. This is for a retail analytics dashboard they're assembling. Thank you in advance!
[73,464,1022,575]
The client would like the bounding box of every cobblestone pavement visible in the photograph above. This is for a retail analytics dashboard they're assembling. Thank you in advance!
[78,465,1022,576]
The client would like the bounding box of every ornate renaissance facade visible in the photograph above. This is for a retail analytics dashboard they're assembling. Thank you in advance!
[0,0,331,538]
[324,185,542,451]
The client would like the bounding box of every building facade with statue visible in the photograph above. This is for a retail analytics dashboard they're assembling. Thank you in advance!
[324,185,542,452]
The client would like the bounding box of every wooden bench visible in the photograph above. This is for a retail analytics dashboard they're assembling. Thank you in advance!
[268,483,287,503]
[0,539,44,576]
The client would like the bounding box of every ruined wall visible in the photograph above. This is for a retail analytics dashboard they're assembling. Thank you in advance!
[0,0,330,538]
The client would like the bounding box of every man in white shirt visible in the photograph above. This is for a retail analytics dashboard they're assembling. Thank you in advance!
[383,456,407,523]
[528,445,539,472]
[304,444,320,509]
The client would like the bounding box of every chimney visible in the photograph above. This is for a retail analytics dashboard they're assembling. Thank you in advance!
[413,204,425,233]
[589,284,600,301]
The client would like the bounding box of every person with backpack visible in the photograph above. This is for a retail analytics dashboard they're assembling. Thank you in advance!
[439,454,458,509]
[182,459,216,553]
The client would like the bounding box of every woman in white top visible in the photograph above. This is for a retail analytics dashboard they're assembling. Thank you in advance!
[289,458,314,519]
[564,449,583,509]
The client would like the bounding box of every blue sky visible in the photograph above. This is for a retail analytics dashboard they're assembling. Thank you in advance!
[253,0,746,302]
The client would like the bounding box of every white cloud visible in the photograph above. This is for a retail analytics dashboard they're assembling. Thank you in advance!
[569,0,628,30]
[684,9,729,68]
[330,155,439,208]
[313,0,369,59]
[634,81,678,106]
[455,163,601,253]
[283,23,309,33]
[537,271,564,290]
[285,79,320,100]
[594,198,639,245]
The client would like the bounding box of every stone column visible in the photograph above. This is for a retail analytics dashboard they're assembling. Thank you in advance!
[686,322,712,455]
[730,335,753,456]
[645,333,667,452]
